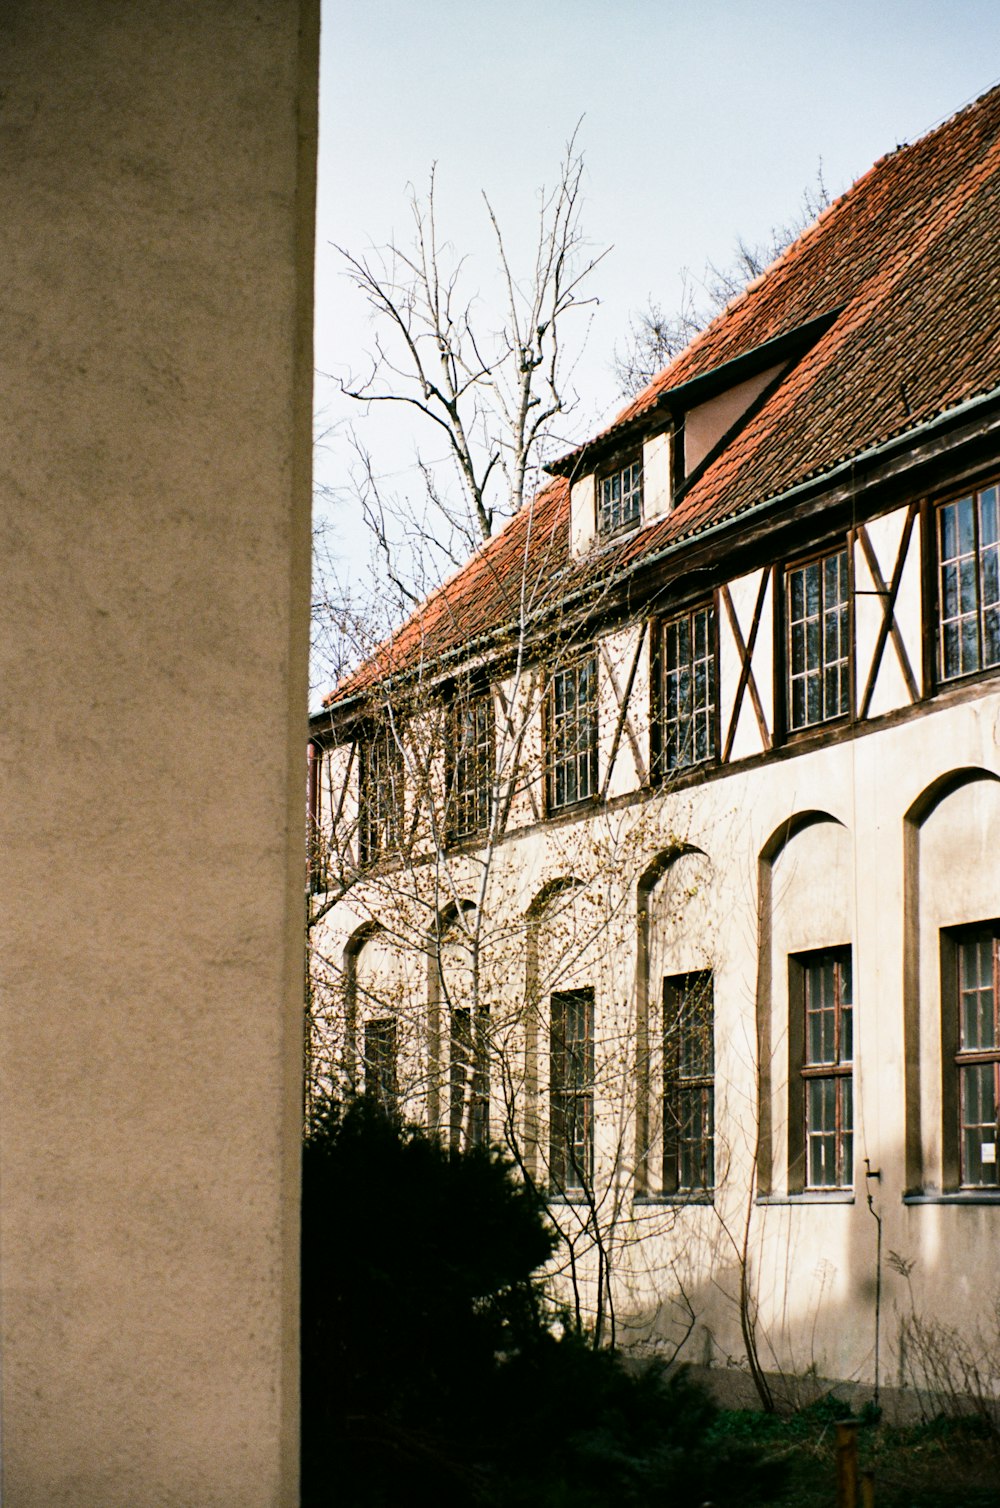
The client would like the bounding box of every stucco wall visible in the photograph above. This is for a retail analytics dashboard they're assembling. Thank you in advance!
[315,680,1000,1392]
[0,3,318,1503]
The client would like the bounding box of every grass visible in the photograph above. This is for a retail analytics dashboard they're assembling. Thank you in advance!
[708,1395,1000,1506]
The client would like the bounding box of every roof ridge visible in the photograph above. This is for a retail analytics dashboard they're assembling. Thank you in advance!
[564,78,1000,458]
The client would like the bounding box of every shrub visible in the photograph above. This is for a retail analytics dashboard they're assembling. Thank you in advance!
[301,1099,784,1506]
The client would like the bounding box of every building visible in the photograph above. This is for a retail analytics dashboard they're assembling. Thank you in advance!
[310,85,1000,1395]
[2,5,316,1502]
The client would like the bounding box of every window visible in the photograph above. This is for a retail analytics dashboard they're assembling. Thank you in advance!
[363,1018,397,1109]
[359,721,403,862]
[598,458,642,537]
[661,605,716,770]
[949,925,1000,1188]
[307,740,325,891]
[447,689,494,842]
[790,949,853,1189]
[937,483,1000,682]
[547,654,598,811]
[663,972,714,1194]
[450,1006,489,1150]
[786,548,850,730]
[549,989,594,1196]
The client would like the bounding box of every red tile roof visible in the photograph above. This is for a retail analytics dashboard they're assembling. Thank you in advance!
[326,84,1000,710]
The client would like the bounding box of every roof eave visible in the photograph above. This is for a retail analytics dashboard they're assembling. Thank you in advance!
[315,383,1000,737]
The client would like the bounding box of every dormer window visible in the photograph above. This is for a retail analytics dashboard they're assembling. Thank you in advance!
[598,458,642,537]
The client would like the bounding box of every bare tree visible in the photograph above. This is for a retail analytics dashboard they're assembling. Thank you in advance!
[329,130,607,616]
[306,144,753,1356]
[614,166,830,397]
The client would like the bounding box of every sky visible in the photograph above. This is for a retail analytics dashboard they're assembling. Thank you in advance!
[312,0,1000,692]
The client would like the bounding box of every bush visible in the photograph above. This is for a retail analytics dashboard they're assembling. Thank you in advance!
[301,1099,784,1506]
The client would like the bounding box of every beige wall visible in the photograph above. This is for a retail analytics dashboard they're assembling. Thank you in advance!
[0,3,318,1503]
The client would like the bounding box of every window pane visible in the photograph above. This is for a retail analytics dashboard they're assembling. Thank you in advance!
[937,488,1000,683]
[960,935,996,1050]
[941,503,958,560]
[961,1063,998,1187]
[599,459,642,534]
[841,1077,854,1186]
[550,658,596,809]
[662,606,716,770]
[790,570,804,621]
[801,948,853,1189]
[664,972,715,1194]
[364,1019,397,1108]
[807,1077,836,1187]
[551,990,594,1194]
[788,549,849,729]
[361,724,404,861]
[942,562,959,618]
[985,607,1000,670]
[943,621,961,679]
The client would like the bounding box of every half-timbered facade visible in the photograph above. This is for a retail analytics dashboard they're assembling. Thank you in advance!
[310,87,1000,1395]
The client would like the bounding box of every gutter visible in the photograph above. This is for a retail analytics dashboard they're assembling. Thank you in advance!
[316,382,1000,729]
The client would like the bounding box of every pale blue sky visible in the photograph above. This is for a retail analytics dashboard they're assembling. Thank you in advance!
[313,0,1000,642]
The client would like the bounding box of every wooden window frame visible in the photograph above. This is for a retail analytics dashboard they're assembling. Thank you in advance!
[449,1005,490,1151]
[788,948,853,1192]
[597,455,643,539]
[363,1017,397,1110]
[783,543,853,736]
[545,652,598,814]
[934,480,1000,687]
[549,988,595,1198]
[662,971,715,1196]
[941,923,1000,1190]
[307,739,325,892]
[445,686,494,844]
[358,719,404,863]
[658,601,718,774]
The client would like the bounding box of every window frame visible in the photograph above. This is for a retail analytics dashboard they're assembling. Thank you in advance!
[549,988,595,1199]
[788,947,854,1193]
[934,480,1000,688]
[363,1017,398,1110]
[545,652,599,814]
[445,685,495,844]
[657,600,718,775]
[782,542,854,736]
[449,1005,490,1151]
[307,739,326,892]
[941,922,1000,1191]
[358,718,404,864]
[662,971,715,1197]
[596,455,643,539]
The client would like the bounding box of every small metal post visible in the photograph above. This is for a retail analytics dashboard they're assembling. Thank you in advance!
[860,1467,876,1507]
[835,1419,859,1508]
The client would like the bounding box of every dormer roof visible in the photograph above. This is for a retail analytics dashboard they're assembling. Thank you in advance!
[325,83,1000,712]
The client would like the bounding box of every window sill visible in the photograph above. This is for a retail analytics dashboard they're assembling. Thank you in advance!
[902,1190,1000,1205]
[782,712,851,747]
[546,795,600,821]
[633,1192,714,1207]
[443,827,490,853]
[756,1191,855,1205]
